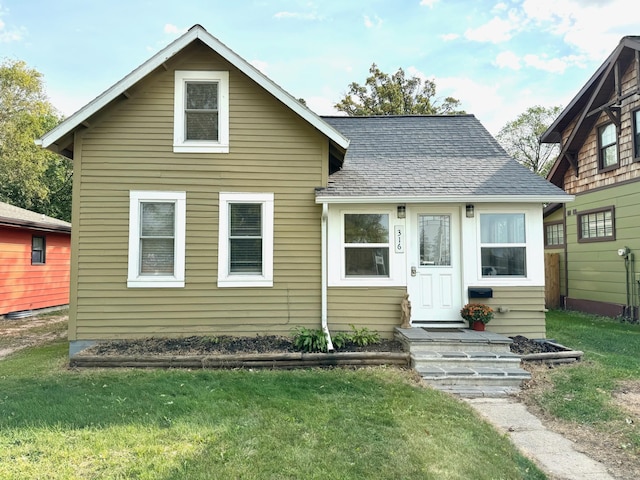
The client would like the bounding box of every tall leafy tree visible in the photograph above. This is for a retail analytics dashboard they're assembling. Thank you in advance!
[496,105,563,177]
[0,59,71,221]
[335,63,464,116]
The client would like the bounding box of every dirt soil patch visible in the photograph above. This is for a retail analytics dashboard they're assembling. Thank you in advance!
[518,363,640,480]
[82,335,405,356]
[509,335,567,355]
[0,312,67,359]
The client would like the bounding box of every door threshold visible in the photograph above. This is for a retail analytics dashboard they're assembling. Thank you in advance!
[411,322,467,329]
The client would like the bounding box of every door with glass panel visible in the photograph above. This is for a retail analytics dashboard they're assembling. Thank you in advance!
[407,208,462,323]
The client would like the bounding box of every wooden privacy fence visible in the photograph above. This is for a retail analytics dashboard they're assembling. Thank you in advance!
[545,253,560,308]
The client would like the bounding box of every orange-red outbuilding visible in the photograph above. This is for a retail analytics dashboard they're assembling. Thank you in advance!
[0,201,71,316]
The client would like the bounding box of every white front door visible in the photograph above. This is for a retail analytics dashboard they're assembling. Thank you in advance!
[407,207,462,323]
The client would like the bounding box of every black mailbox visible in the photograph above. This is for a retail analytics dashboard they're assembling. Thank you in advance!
[468,287,493,299]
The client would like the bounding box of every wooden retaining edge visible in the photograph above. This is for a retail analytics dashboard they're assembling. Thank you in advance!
[70,352,410,369]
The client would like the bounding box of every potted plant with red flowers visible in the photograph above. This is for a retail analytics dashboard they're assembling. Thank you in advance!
[460,303,494,331]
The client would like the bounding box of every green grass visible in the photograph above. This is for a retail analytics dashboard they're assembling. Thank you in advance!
[0,341,545,479]
[535,310,640,450]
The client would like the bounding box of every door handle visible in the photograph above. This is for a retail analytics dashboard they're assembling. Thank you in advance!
[411,266,417,277]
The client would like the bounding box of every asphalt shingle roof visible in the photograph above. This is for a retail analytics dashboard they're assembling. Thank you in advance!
[0,201,71,232]
[317,115,569,200]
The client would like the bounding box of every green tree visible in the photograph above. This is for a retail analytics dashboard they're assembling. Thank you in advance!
[496,105,563,176]
[335,63,464,116]
[0,59,71,221]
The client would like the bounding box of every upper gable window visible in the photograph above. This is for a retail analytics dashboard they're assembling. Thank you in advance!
[598,123,618,171]
[174,71,229,153]
[633,110,640,160]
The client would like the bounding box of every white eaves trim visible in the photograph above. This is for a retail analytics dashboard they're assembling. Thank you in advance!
[315,194,575,204]
[37,25,350,151]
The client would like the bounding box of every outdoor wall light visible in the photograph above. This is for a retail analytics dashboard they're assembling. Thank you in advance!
[397,205,406,219]
[466,204,475,218]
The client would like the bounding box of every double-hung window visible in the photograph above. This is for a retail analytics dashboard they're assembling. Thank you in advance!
[218,193,274,287]
[343,213,390,277]
[31,236,46,264]
[127,191,186,288]
[598,123,618,170]
[544,222,564,247]
[174,71,229,153]
[480,213,526,277]
[578,207,615,242]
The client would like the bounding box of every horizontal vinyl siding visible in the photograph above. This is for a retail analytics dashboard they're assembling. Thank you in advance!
[0,227,71,314]
[566,183,640,306]
[73,43,326,340]
[471,286,546,338]
[328,287,407,339]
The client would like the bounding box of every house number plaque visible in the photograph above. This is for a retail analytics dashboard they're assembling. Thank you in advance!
[394,225,404,253]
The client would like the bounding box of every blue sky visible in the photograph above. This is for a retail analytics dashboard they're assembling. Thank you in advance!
[1,0,638,134]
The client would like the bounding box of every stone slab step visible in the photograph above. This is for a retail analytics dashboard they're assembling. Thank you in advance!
[430,385,521,398]
[411,350,523,369]
[418,366,531,388]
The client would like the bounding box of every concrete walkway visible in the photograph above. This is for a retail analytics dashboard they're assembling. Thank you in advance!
[466,398,614,480]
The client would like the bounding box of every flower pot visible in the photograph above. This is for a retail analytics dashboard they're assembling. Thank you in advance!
[471,321,485,331]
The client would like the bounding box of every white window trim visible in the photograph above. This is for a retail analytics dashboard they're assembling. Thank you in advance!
[173,70,229,153]
[218,192,274,288]
[466,206,544,287]
[328,207,404,287]
[127,191,186,288]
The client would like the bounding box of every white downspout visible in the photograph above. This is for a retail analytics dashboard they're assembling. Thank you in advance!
[321,202,334,351]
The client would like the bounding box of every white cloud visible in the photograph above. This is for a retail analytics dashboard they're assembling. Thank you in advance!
[419,0,439,7]
[274,11,321,21]
[521,0,637,61]
[523,53,586,73]
[250,59,269,74]
[363,15,383,29]
[305,95,342,116]
[495,51,521,70]
[440,33,459,41]
[163,23,187,35]
[464,15,520,44]
[0,16,25,42]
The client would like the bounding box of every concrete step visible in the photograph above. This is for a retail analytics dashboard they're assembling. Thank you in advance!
[430,385,522,398]
[411,350,523,369]
[417,366,531,388]
[395,328,513,354]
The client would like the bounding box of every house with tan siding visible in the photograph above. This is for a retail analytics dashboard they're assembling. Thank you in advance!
[37,25,571,355]
[543,36,640,320]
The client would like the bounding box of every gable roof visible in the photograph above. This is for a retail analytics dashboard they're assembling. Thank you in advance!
[542,36,640,186]
[37,24,349,157]
[316,115,571,203]
[0,201,71,233]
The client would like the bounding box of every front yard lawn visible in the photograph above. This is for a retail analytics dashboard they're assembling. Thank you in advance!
[0,340,544,479]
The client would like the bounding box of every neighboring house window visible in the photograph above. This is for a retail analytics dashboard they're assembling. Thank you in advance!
[218,192,274,287]
[544,222,565,247]
[127,191,186,288]
[598,123,618,170]
[343,213,390,277]
[578,206,615,243]
[173,70,229,153]
[633,109,640,160]
[480,213,526,277]
[31,236,46,264]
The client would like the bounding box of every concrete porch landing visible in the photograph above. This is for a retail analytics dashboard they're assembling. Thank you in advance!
[394,327,530,398]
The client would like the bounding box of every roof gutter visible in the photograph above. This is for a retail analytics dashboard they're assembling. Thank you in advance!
[315,194,574,205]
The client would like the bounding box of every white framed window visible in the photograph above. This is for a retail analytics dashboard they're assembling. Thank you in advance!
[173,70,229,153]
[127,191,186,288]
[479,213,526,277]
[343,213,390,277]
[218,192,274,287]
